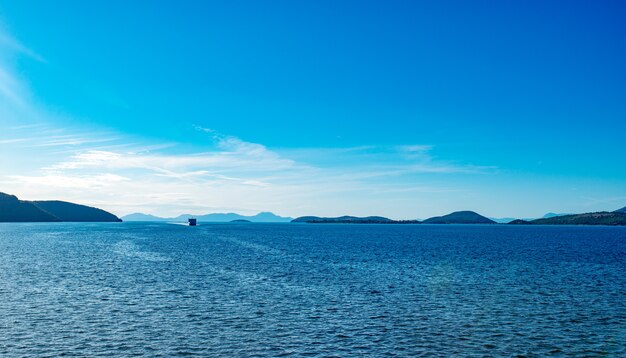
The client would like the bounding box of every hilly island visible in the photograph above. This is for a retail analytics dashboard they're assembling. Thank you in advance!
[509,211,626,226]
[0,193,121,222]
[292,211,495,224]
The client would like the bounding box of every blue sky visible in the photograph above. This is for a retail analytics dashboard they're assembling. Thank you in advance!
[0,0,625,219]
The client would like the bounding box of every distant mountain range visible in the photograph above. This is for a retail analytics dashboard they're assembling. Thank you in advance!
[0,193,121,222]
[541,212,573,219]
[122,212,293,223]
[615,207,626,214]
[489,217,518,224]
[490,212,572,223]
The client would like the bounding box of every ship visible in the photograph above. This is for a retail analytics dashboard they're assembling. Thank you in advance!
[188,218,197,226]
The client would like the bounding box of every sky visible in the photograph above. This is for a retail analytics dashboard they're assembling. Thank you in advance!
[0,0,625,219]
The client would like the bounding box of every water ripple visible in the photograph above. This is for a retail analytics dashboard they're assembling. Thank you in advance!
[0,223,625,356]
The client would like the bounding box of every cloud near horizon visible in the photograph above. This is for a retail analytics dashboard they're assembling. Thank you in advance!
[1,122,491,218]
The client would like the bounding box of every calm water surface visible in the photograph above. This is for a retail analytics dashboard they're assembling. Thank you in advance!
[0,222,625,356]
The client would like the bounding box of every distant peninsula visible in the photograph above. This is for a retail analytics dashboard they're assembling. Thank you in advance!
[0,192,122,222]
[509,211,626,226]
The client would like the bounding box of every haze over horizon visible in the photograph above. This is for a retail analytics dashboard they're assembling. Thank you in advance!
[1,1,625,220]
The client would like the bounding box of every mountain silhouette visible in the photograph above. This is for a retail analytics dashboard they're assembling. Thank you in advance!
[122,211,292,223]
[422,211,496,224]
[0,193,121,222]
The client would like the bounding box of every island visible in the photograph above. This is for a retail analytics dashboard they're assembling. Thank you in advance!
[0,192,122,222]
[292,216,422,224]
[508,219,532,225]
[230,219,251,223]
[422,211,496,224]
[292,216,401,224]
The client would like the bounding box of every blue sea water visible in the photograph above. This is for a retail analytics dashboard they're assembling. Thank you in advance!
[0,222,625,357]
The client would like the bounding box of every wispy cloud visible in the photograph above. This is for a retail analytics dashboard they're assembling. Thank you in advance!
[397,144,433,153]
[8,173,129,188]
[0,65,27,107]
[0,125,121,151]
[47,140,295,173]
[0,30,45,113]
[0,31,45,62]
[1,122,495,218]
[0,138,28,145]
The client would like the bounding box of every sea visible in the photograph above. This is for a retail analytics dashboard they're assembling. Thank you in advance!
[0,222,625,357]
